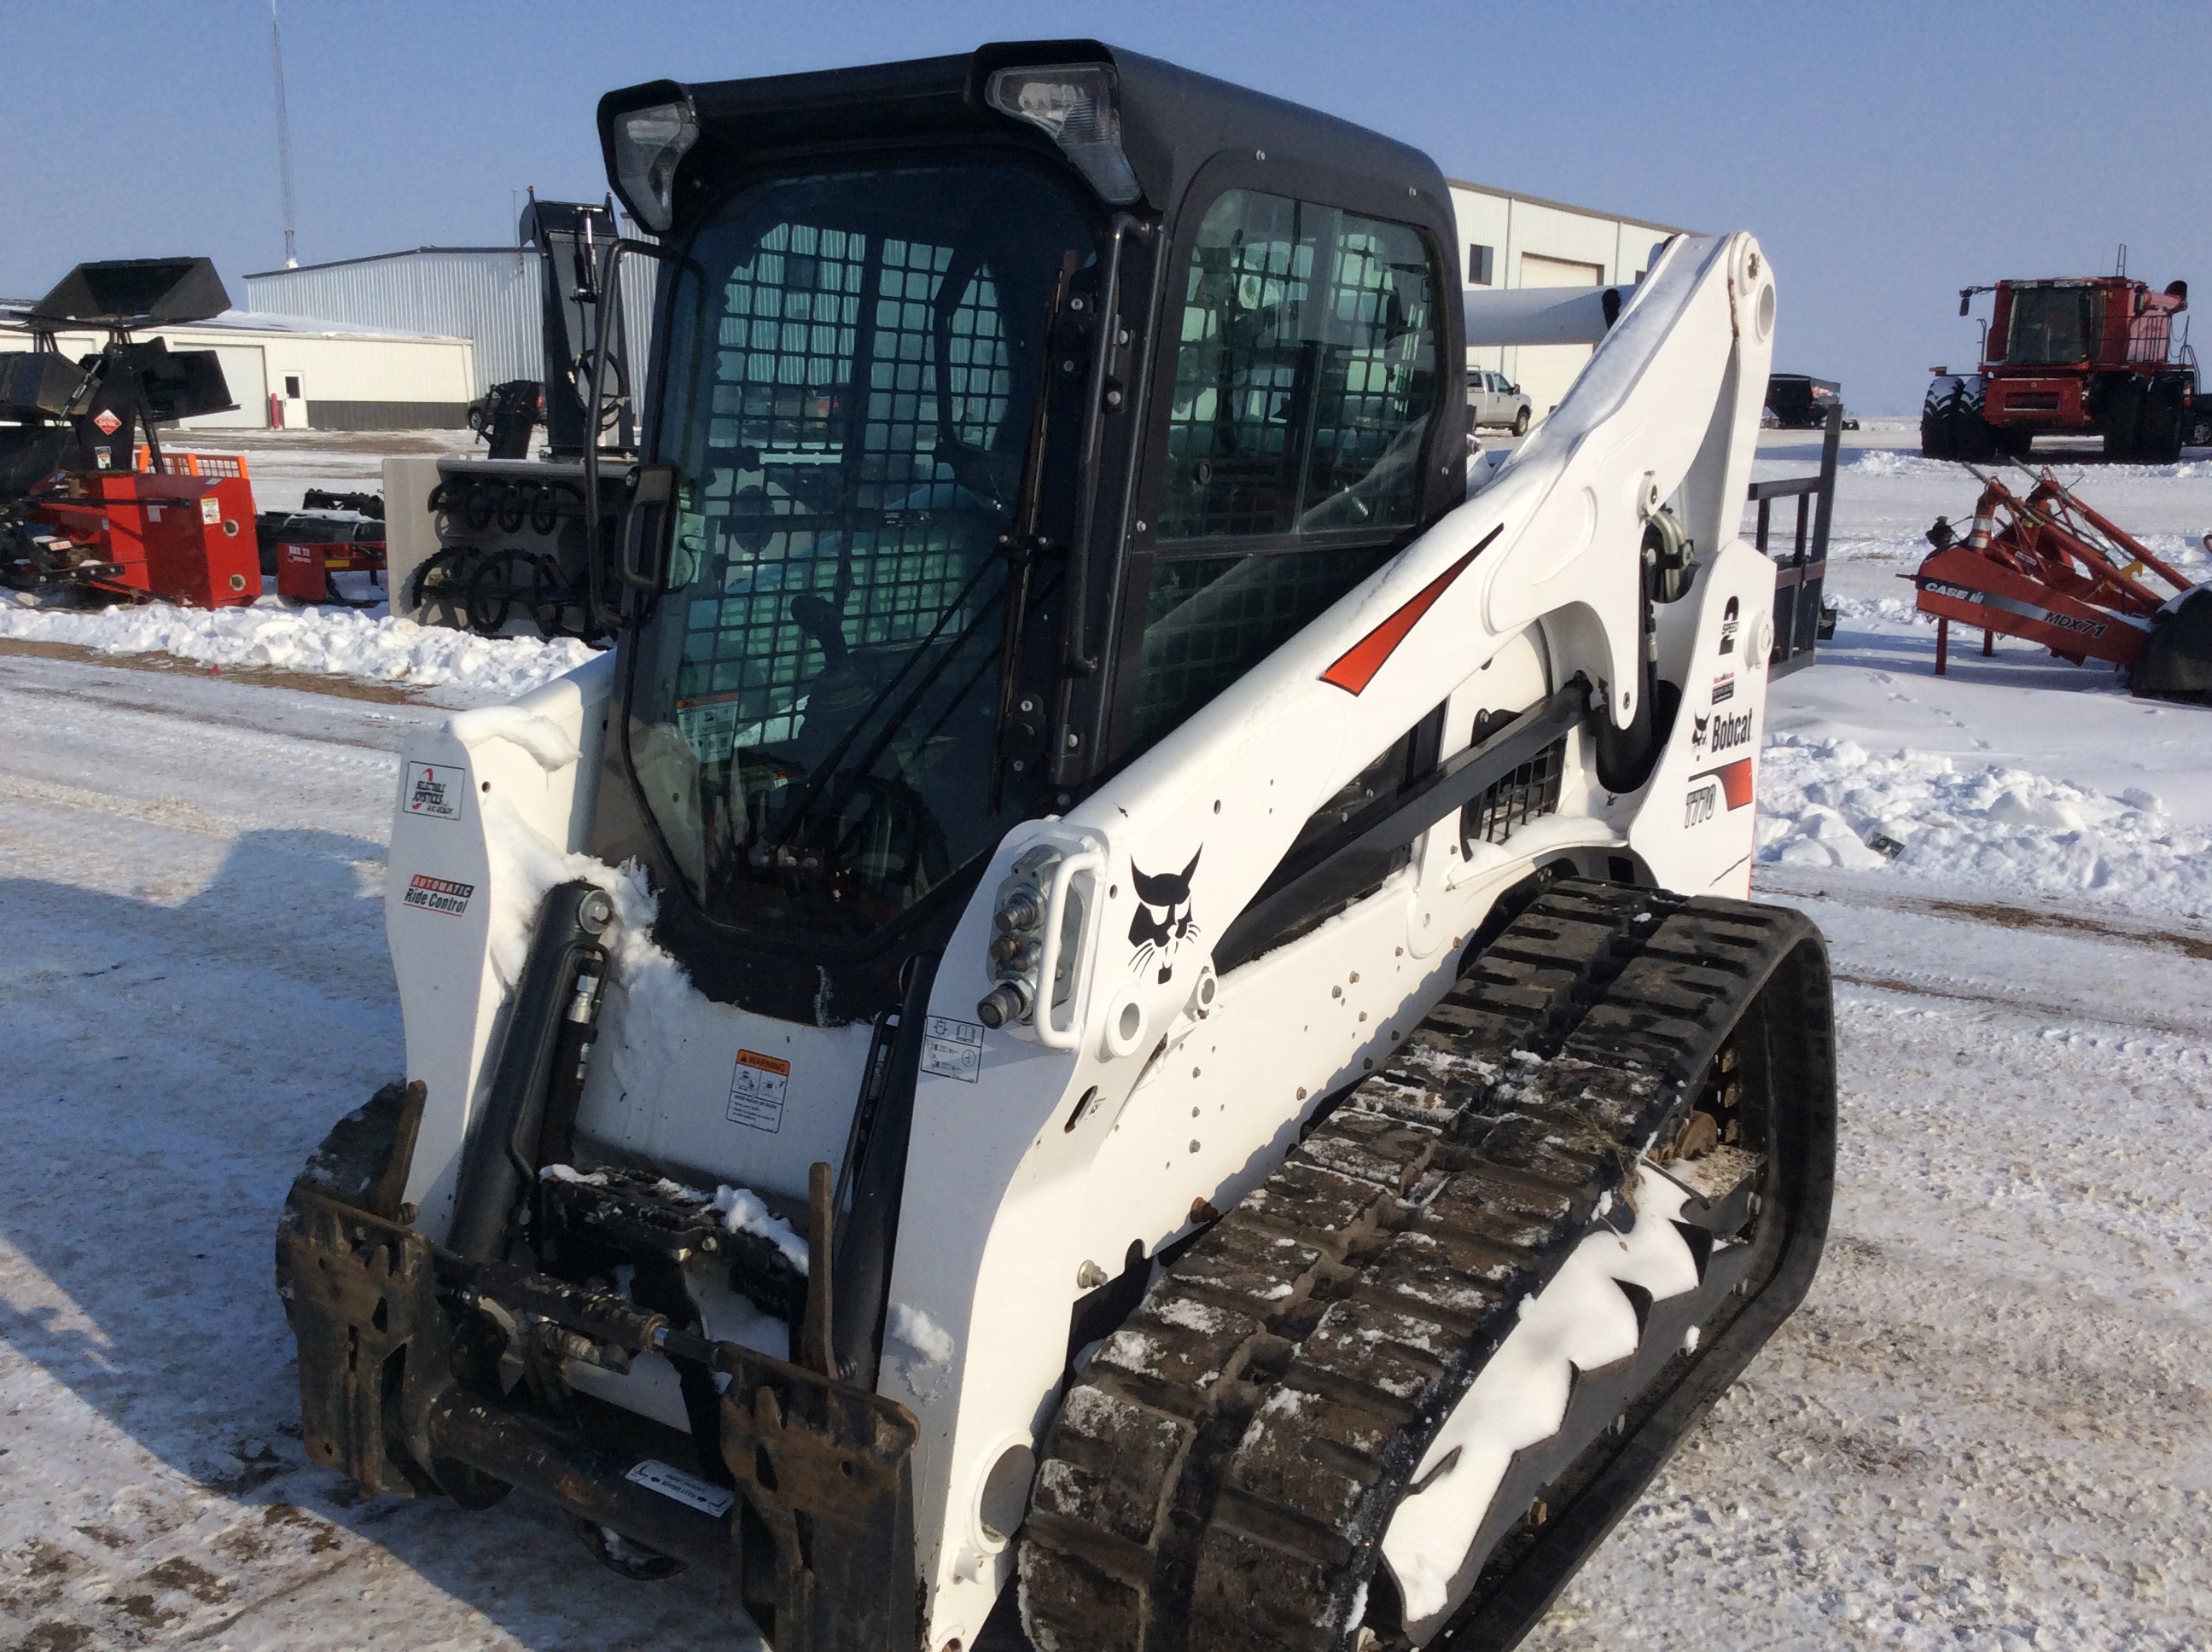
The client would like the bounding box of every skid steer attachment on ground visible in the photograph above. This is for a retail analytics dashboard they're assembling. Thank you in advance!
[277,38,1835,1652]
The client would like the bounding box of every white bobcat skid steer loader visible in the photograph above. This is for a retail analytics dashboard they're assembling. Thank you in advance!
[276,40,1836,1652]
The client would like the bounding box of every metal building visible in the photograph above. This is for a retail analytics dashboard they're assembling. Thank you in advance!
[245,247,655,400]
[24,311,475,432]
[1449,181,1692,423]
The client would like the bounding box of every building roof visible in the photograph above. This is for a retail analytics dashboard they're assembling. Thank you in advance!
[243,246,537,280]
[0,305,469,346]
[1445,177,1692,238]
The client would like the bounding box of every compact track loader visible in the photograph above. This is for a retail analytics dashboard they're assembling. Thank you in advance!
[277,42,1837,1652]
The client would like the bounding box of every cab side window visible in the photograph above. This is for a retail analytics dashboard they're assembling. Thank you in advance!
[1125,189,1440,756]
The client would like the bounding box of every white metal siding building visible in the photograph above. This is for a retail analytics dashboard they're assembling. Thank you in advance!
[1448,180,1691,422]
[244,247,657,400]
[29,312,475,432]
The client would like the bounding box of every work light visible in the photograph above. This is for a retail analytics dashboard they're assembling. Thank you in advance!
[612,100,699,234]
[985,64,1140,205]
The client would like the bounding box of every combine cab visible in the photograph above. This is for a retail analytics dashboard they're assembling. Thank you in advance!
[1924,274,2205,463]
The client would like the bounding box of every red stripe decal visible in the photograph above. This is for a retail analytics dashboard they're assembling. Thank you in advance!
[1691,758,1755,810]
[1319,529,1497,695]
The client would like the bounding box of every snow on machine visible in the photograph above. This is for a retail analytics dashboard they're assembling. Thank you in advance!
[276,43,1838,1652]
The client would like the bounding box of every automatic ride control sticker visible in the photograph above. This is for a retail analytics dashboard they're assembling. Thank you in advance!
[403,874,474,916]
[727,1049,791,1131]
[922,1016,985,1084]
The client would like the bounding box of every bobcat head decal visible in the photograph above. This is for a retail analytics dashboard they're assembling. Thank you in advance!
[1128,847,1202,982]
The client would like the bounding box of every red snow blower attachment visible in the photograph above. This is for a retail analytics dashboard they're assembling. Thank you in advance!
[1,259,263,607]
[1914,464,2212,700]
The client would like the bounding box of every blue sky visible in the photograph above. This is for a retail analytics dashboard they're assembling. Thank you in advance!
[7,2,2209,412]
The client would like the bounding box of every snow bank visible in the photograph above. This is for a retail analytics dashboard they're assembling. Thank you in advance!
[0,591,592,704]
[1759,735,2212,916]
[1845,449,2212,483]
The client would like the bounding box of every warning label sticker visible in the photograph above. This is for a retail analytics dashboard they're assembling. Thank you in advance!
[727,1049,791,1131]
[200,496,222,525]
[625,1458,736,1518]
[921,1015,985,1084]
[92,408,121,436]
[404,762,463,821]
[403,873,474,916]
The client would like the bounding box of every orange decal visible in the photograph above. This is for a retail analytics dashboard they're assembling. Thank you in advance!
[1318,526,1500,695]
[1691,758,1755,810]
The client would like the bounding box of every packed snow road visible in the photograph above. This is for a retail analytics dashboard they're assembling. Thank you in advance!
[5,419,2212,1644]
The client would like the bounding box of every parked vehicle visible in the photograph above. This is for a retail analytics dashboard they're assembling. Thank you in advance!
[1465,366,1532,433]
[1923,274,2205,462]
[1763,373,1856,430]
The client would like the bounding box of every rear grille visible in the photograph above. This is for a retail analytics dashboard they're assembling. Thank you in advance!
[1463,734,1566,846]
[2005,392,2061,410]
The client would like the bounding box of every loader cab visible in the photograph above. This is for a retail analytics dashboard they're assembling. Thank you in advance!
[593,42,1467,1021]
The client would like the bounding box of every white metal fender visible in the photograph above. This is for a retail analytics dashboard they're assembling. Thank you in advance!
[385,651,614,1239]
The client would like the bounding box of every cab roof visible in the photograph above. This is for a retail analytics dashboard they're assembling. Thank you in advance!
[601,40,1452,236]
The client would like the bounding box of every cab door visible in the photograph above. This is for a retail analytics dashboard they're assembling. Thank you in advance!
[1104,183,1451,773]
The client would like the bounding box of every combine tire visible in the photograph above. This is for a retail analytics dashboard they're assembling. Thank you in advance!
[2139,381,2186,466]
[1021,880,1836,1652]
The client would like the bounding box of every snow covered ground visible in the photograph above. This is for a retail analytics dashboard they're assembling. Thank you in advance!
[3,427,2209,1648]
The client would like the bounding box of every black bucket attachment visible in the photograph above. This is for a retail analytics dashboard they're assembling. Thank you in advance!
[2134,586,2212,703]
[27,258,231,328]
[0,352,90,418]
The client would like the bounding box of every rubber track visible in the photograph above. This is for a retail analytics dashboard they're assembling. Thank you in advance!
[1019,880,1808,1652]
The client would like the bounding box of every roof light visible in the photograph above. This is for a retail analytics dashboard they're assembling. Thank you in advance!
[986,64,1140,205]
[611,100,699,234]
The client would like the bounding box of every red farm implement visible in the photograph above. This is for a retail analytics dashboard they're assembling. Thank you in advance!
[1915,463,2212,700]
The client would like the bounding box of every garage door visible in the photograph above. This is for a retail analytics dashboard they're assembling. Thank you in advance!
[1512,256,1605,422]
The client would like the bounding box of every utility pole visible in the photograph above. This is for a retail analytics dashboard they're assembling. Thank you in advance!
[270,0,299,268]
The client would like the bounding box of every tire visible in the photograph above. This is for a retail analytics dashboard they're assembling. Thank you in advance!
[1511,406,1530,437]
[2188,406,2212,450]
[2138,380,2186,465]
[2095,375,2144,462]
[1022,881,1837,1652]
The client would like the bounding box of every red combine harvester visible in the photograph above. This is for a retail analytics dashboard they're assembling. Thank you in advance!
[1915,464,2212,700]
[1922,273,2209,462]
[2,259,265,607]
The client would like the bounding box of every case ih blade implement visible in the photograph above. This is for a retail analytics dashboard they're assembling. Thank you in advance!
[1915,464,2212,698]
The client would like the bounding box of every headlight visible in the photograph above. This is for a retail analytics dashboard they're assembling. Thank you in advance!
[611,100,699,234]
[985,63,1140,206]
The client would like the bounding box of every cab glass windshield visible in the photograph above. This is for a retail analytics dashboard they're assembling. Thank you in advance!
[630,163,1096,942]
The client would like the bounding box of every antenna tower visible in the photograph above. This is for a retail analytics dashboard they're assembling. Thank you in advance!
[270,0,299,268]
